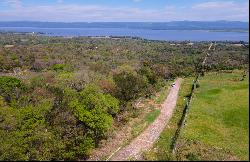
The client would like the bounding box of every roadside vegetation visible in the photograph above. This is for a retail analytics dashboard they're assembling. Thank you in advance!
[143,70,249,161]
[0,33,248,160]
[143,77,194,160]
[88,82,170,161]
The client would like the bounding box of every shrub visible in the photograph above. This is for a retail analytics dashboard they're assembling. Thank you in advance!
[52,64,66,72]
[139,65,158,85]
[31,59,48,71]
[0,76,26,103]
[97,78,117,96]
[52,63,74,73]
[70,84,119,140]
[113,70,149,102]
[153,64,172,79]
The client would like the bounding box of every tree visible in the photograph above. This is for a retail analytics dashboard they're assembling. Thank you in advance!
[0,76,26,103]
[113,70,149,102]
[139,65,158,85]
[70,84,119,140]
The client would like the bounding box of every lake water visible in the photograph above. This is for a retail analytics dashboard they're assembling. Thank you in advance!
[0,27,248,42]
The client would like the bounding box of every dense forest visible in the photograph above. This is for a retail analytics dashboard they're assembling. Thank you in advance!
[0,33,248,160]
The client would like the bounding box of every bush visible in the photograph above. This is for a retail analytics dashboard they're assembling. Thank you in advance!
[70,84,119,140]
[0,76,26,103]
[52,63,73,73]
[31,59,48,71]
[139,65,158,85]
[97,78,117,96]
[0,104,54,161]
[52,64,66,72]
[113,70,149,102]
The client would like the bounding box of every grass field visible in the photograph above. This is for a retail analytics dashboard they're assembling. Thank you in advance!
[176,71,249,161]
[143,70,249,161]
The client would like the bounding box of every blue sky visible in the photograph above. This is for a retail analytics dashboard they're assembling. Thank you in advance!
[0,0,249,22]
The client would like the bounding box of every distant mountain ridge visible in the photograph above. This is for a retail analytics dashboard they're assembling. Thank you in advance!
[0,21,248,30]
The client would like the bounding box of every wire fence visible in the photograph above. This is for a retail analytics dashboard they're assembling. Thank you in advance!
[170,43,213,153]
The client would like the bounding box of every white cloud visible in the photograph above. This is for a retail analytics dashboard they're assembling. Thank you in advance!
[0,4,165,22]
[189,1,249,21]
[192,1,234,9]
[0,1,248,22]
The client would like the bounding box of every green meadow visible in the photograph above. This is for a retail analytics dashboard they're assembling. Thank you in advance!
[144,70,249,161]
[176,71,249,160]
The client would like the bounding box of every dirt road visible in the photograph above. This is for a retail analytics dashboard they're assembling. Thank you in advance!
[109,78,182,161]
[202,43,213,65]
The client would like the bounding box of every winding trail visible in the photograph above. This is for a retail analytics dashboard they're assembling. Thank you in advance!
[109,78,182,161]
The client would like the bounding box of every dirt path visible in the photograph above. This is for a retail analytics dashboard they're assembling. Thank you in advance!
[202,43,213,65]
[109,78,182,161]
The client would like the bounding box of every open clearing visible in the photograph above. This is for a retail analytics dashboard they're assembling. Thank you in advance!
[144,70,249,161]
[175,71,249,161]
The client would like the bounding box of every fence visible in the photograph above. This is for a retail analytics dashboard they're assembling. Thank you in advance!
[171,75,199,153]
[170,43,213,153]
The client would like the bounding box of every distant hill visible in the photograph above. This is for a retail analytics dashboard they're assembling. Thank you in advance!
[0,21,248,30]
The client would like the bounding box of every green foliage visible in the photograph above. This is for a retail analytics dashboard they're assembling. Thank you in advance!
[139,64,158,85]
[70,84,119,138]
[0,34,248,161]
[146,109,160,123]
[0,103,54,161]
[113,70,149,102]
[30,75,46,88]
[0,76,26,103]
[52,63,66,71]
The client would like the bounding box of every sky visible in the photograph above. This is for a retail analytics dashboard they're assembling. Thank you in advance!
[0,0,249,22]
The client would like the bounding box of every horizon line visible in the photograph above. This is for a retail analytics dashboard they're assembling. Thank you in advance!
[0,20,249,23]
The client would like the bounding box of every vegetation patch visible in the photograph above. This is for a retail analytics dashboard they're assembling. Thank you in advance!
[146,109,161,123]
[130,83,169,139]
[143,71,249,161]
[176,71,249,160]
[206,88,222,95]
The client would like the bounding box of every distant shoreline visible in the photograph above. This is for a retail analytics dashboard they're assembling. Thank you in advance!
[0,31,249,43]
[0,26,248,32]
[208,29,249,33]
[0,21,248,31]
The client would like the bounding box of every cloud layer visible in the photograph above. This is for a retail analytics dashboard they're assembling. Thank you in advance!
[0,0,248,22]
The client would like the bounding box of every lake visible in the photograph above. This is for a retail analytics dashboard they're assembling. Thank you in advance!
[0,27,248,42]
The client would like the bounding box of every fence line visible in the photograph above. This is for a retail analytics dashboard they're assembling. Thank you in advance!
[171,75,198,153]
[171,43,213,153]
